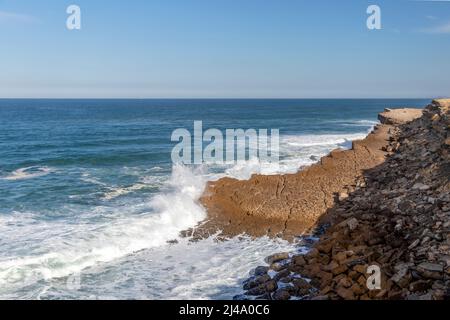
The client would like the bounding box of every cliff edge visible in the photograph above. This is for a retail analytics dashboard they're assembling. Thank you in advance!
[192,108,423,240]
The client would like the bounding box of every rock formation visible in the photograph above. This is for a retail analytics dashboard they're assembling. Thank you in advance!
[237,99,449,300]
[194,108,423,240]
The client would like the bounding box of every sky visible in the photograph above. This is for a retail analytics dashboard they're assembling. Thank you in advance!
[0,0,449,98]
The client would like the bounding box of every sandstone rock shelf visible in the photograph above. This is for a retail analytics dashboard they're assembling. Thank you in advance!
[190,107,424,240]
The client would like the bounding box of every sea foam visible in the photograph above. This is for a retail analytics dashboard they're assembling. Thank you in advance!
[0,165,207,293]
[2,166,52,181]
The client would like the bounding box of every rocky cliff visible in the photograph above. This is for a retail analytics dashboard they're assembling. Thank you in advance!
[238,99,450,300]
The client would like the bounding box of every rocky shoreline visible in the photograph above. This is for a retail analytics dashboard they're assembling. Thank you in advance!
[193,108,424,241]
[235,99,449,300]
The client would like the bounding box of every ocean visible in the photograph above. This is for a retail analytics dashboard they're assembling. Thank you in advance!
[0,99,428,299]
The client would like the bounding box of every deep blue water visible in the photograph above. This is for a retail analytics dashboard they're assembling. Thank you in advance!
[0,99,428,299]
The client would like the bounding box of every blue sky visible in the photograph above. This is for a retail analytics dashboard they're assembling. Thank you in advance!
[0,0,449,98]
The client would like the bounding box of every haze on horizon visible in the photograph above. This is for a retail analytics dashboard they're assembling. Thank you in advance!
[0,0,449,99]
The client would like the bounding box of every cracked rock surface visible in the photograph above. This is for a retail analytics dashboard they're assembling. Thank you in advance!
[191,108,423,240]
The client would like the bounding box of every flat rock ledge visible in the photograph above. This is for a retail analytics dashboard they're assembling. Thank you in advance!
[378,108,423,125]
[186,107,423,240]
[238,99,450,300]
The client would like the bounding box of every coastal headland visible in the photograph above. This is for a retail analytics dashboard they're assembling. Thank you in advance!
[189,99,449,300]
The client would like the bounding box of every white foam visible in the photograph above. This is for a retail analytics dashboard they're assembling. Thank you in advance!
[81,171,167,200]
[281,132,368,148]
[102,183,148,200]
[101,175,167,200]
[223,158,278,180]
[2,166,52,181]
[349,120,379,126]
[323,119,379,127]
[205,130,372,180]
[0,165,207,292]
[4,236,295,300]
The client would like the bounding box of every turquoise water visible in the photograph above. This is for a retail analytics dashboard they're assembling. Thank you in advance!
[0,99,427,299]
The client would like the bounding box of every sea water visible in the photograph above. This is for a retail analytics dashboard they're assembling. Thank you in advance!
[0,99,427,299]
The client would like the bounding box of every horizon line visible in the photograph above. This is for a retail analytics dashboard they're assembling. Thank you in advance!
[0,97,437,100]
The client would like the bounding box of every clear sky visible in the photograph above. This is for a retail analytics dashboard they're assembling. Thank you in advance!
[0,0,449,98]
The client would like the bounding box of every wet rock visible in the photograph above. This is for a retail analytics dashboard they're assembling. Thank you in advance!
[253,266,269,276]
[264,280,278,293]
[272,289,291,300]
[243,274,271,290]
[245,285,266,296]
[273,269,290,282]
[270,261,288,272]
[292,254,306,266]
[265,252,289,264]
[293,278,312,296]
